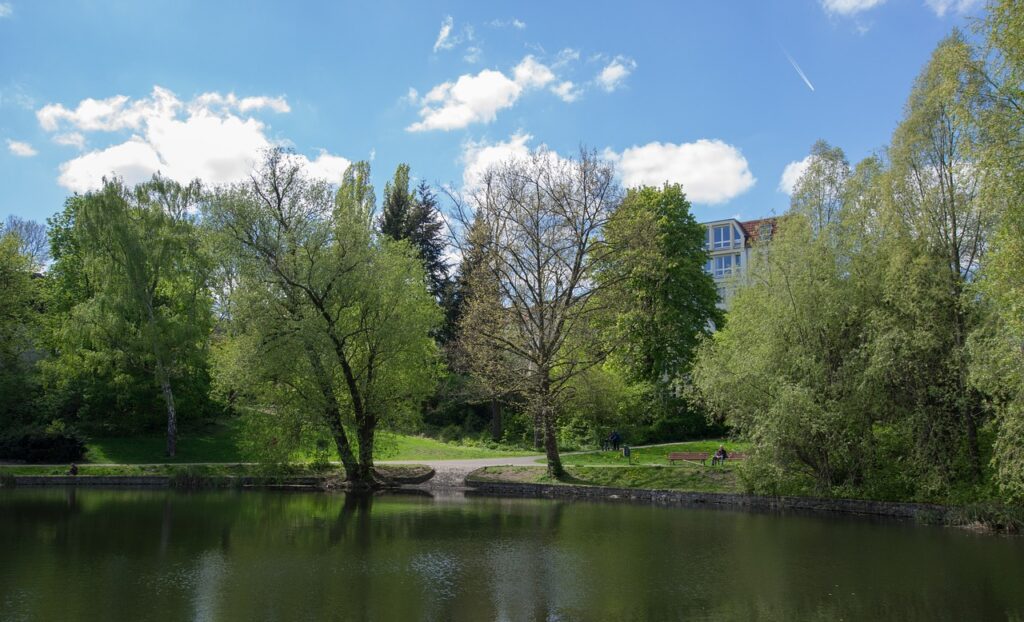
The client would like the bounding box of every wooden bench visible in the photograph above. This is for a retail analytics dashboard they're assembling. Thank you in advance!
[710,451,747,465]
[667,452,708,466]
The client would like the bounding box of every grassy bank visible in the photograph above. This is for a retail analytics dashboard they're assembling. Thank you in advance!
[549,440,750,467]
[0,462,432,481]
[473,463,741,493]
[73,425,533,465]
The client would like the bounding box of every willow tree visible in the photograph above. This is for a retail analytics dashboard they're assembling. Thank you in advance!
[969,0,1024,500]
[206,150,439,487]
[877,31,994,483]
[454,148,621,477]
[67,177,211,456]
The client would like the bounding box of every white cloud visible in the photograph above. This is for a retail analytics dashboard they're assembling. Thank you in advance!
[54,132,86,149]
[433,16,455,52]
[407,55,561,132]
[596,56,636,92]
[606,139,756,204]
[463,46,482,63]
[553,48,580,68]
[7,139,37,157]
[821,0,886,15]
[39,86,347,193]
[551,81,581,103]
[408,70,522,132]
[0,3,11,18]
[924,0,981,16]
[513,55,556,89]
[778,155,812,195]
[460,131,534,190]
[487,18,526,29]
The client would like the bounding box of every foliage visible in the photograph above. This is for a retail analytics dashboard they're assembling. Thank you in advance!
[454,148,622,476]
[0,430,86,464]
[205,149,440,486]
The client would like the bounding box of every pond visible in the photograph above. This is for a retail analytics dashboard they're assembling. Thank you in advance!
[1,488,1022,621]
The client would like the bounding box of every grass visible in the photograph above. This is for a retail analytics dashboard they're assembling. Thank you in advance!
[43,422,535,466]
[547,439,751,467]
[0,462,432,480]
[472,463,741,494]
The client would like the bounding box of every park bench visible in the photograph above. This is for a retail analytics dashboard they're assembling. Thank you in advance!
[710,451,748,465]
[667,452,708,466]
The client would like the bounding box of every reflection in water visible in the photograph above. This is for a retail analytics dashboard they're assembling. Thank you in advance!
[0,488,1023,621]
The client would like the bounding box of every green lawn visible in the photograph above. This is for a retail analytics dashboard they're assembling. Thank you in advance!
[75,425,533,465]
[472,463,741,493]
[546,439,751,466]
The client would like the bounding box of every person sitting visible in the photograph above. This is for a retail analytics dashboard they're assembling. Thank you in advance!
[68,463,79,476]
[711,445,728,466]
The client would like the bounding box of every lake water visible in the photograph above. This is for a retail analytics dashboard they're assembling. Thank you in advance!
[1,488,1022,621]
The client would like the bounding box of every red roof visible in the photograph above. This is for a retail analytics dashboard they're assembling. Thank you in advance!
[739,218,777,246]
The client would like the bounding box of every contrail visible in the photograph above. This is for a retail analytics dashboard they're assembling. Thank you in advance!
[783,50,815,92]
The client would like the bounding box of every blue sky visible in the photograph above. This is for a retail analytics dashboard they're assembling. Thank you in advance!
[0,0,984,225]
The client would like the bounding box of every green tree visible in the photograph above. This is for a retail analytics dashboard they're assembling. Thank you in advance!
[601,184,721,393]
[0,226,41,429]
[54,177,212,455]
[969,0,1024,500]
[206,150,440,487]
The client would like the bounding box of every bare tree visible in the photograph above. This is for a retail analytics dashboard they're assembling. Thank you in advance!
[4,216,50,271]
[451,148,622,477]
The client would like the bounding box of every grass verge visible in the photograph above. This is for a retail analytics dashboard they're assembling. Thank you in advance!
[471,463,741,493]
[548,440,751,467]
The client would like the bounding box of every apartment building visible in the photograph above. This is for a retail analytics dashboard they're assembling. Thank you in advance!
[701,217,776,308]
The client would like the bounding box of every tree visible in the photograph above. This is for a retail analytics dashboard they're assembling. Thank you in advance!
[600,184,721,392]
[878,31,993,483]
[379,164,414,242]
[0,228,40,429]
[454,148,622,477]
[53,177,212,455]
[380,166,450,301]
[3,216,50,271]
[693,148,887,494]
[206,150,439,487]
[969,0,1024,500]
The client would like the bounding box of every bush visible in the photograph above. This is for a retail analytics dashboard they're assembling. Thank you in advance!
[0,430,87,463]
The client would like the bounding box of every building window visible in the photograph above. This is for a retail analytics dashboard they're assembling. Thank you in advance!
[713,225,731,249]
[714,255,733,278]
[759,222,773,241]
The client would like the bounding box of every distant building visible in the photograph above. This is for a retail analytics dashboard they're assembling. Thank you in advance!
[701,217,776,309]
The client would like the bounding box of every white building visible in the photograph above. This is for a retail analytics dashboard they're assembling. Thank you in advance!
[701,217,775,308]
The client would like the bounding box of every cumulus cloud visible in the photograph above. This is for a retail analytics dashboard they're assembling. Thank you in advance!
[924,0,982,16]
[551,81,581,102]
[605,139,756,204]
[7,139,37,157]
[778,155,812,195]
[433,16,455,52]
[407,55,561,132]
[460,131,534,190]
[54,132,86,149]
[37,86,348,193]
[596,56,636,92]
[513,55,556,88]
[820,0,886,15]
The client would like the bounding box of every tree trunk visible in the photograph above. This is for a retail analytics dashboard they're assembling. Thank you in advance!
[489,399,502,442]
[355,416,376,488]
[543,407,563,479]
[533,411,543,450]
[303,345,360,482]
[156,360,178,458]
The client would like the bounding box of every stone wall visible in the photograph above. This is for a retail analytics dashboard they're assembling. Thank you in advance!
[465,480,950,522]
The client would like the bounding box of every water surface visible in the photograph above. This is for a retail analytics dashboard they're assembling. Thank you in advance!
[1,488,1022,621]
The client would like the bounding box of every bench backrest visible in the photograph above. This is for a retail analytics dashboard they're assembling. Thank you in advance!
[668,452,707,460]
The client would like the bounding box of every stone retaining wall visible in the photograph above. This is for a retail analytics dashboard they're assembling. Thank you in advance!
[465,479,950,521]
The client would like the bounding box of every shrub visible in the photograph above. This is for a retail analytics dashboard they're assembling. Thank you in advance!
[0,430,87,463]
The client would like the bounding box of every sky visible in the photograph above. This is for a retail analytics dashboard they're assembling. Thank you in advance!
[0,0,986,226]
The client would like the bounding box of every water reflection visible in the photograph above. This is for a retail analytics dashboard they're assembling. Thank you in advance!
[0,488,1023,621]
